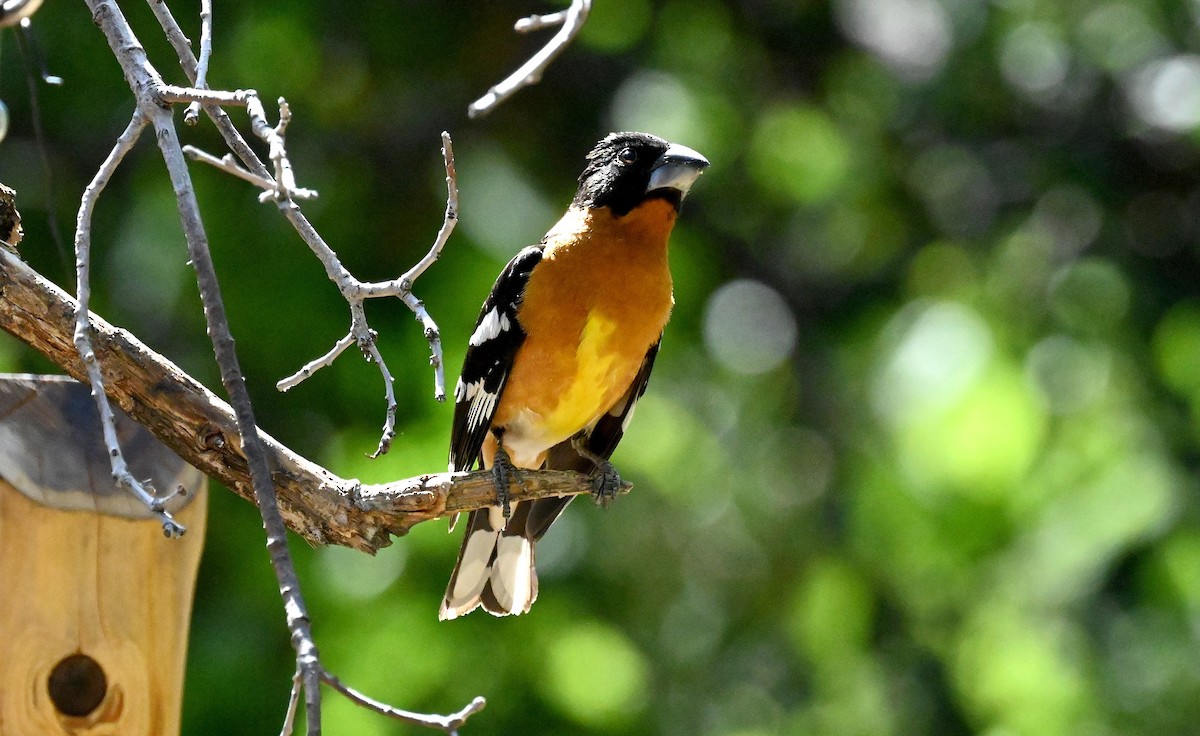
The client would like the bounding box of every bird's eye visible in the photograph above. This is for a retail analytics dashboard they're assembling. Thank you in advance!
[618,147,637,164]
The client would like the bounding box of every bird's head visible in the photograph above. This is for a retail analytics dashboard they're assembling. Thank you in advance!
[573,132,709,217]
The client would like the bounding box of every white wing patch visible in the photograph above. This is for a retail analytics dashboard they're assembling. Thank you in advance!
[469,307,512,347]
[466,387,499,433]
[454,377,484,403]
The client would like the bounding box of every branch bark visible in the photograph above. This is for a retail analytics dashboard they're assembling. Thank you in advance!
[0,244,620,553]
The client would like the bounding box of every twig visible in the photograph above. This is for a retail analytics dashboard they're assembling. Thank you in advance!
[193,130,457,456]
[183,0,212,125]
[274,333,355,391]
[70,107,185,536]
[320,669,486,733]
[467,0,591,118]
[279,668,303,736]
[151,0,449,454]
[181,145,277,190]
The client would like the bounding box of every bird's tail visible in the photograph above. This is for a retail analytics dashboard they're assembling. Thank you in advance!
[439,497,573,620]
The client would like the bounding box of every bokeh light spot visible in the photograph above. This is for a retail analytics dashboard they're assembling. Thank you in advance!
[1024,335,1111,415]
[999,22,1070,100]
[315,544,405,601]
[749,104,851,205]
[703,279,798,375]
[1078,3,1164,73]
[1153,301,1200,397]
[540,622,648,727]
[1031,184,1103,256]
[835,0,953,82]
[458,144,555,260]
[909,145,997,237]
[788,557,875,663]
[610,71,706,154]
[898,365,1045,499]
[1130,55,1200,132]
[872,301,993,424]
[1048,258,1130,333]
[955,609,1089,735]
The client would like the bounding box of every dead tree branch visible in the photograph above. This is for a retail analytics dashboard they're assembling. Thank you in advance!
[468,0,592,118]
[147,0,448,458]
[71,107,189,535]
[0,241,614,550]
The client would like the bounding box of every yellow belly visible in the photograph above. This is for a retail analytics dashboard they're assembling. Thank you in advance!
[543,311,621,439]
[491,308,657,468]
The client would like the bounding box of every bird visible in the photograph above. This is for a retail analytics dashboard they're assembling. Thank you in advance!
[439,132,709,619]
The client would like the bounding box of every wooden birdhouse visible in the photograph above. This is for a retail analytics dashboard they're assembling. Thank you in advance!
[0,374,206,735]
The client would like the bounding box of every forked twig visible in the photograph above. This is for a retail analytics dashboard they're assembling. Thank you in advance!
[320,670,487,733]
[71,107,186,536]
[187,131,457,457]
[182,0,211,125]
[468,0,592,118]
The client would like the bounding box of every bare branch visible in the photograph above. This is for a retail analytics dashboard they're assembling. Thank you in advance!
[320,670,486,733]
[279,668,303,736]
[150,2,447,454]
[70,107,186,536]
[183,0,212,125]
[468,0,592,119]
[515,10,568,33]
[362,335,398,459]
[182,145,278,191]
[276,333,355,392]
[399,132,459,288]
[0,243,621,551]
[246,96,318,203]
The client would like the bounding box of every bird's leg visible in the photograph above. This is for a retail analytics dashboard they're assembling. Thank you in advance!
[490,428,525,519]
[571,437,623,507]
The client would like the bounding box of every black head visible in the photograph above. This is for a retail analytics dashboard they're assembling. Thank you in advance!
[573,132,709,216]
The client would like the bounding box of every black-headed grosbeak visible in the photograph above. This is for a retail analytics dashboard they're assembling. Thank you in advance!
[440,132,708,619]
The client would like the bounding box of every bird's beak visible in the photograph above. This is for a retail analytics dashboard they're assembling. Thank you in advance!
[646,143,710,198]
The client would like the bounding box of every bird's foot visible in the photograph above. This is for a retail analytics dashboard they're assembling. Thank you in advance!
[590,458,623,508]
[491,445,525,519]
[571,437,623,507]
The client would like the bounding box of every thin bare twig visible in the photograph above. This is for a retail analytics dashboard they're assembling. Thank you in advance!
[240,132,457,457]
[279,668,303,736]
[71,107,186,536]
[468,0,592,118]
[181,145,277,190]
[320,670,486,733]
[183,0,212,125]
[152,0,447,454]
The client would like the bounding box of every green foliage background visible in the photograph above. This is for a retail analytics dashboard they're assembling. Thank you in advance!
[3,1,1200,734]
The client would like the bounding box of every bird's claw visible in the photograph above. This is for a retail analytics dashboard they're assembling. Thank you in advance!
[491,445,525,519]
[590,459,622,507]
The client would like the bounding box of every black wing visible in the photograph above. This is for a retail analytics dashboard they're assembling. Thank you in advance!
[449,245,545,472]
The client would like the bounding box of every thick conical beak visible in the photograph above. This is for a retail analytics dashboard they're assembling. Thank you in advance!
[646,143,710,198]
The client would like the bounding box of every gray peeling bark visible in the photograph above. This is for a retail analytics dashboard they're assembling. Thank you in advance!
[0,245,618,552]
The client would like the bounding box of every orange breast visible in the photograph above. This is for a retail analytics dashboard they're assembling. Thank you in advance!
[489,200,677,465]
